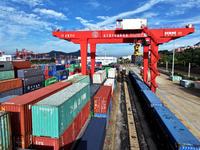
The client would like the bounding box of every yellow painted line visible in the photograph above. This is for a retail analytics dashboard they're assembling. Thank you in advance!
[156,93,200,140]
[111,82,120,150]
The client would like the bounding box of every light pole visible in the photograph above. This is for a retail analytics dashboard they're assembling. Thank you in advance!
[172,40,175,76]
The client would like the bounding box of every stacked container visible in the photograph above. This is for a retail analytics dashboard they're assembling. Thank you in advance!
[32,83,90,150]
[93,70,106,84]
[1,82,72,149]
[18,68,45,94]
[94,86,112,125]
[0,61,15,81]
[0,111,12,150]
[104,79,115,97]
[40,65,52,79]
[56,69,69,81]
[108,68,116,78]
[45,77,58,87]
[0,78,23,98]
[12,61,31,78]
[62,75,89,84]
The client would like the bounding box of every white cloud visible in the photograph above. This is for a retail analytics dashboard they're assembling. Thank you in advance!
[166,10,185,16]
[33,8,68,20]
[11,0,43,7]
[77,0,163,27]
[75,17,94,27]
[179,0,200,8]
[141,12,158,18]
[97,16,109,20]
[87,0,101,8]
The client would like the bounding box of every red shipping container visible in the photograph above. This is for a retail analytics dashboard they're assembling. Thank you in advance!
[33,100,90,150]
[55,60,59,64]
[69,72,74,75]
[1,82,72,137]
[0,78,22,93]
[65,64,70,68]
[94,86,112,114]
[44,70,48,76]
[13,130,32,149]
[13,61,31,77]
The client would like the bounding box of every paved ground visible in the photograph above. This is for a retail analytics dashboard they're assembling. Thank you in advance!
[130,65,200,141]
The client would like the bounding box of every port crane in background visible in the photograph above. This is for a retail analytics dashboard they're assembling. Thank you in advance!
[52,19,195,92]
[0,51,5,56]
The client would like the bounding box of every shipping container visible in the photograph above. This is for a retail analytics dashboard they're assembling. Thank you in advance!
[12,130,32,149]
[93,70,106,84]
[18,68,43,78]
[169,75,182,81]
[141,90,163,107]
[104,79,115,95]
[23,82,45,94]
[0,70,15,81]
[94,98,112,125]
[13,61,31,78]
[194,81,200,89]
[56,75,69,81]
[1,82,72,136]
[33,100,90,150]
[76,117,106,150]
[0,111,12,150]
[45,77,58,87]
[62,75,89,84]
[108,68,116,78]
[32,83,90,138]
[0,78,22,93]
[0,61,13,71]
[94,86,112,114]
[105,67,111,76]
[136,80,149,91]
[90,84,101,118]
[22,75,44,86]
[0,88,23,98]
[70,64,80,69]
[153,107,200,150]
[180,80,193,88]
[0,95,18,109]
[56,70,69,76]
[117,19,147,29]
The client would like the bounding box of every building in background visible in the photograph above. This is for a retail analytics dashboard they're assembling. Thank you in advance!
[0,55,12,61]
[78,56,117,65]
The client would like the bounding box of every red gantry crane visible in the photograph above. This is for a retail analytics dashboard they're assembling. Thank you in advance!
[52,19,195,92]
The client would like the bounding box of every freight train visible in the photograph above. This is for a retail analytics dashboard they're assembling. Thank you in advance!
[129,71,200,150]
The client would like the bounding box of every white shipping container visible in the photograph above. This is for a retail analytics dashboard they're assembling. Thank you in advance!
[194,81,200,89]
[61,60,65,64]
[108,68,116,78]
[93,70,106,84]
[121,19,147,29]
[68,73,82,80]
[104,78,115,94]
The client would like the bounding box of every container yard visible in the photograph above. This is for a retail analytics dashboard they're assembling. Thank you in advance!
[0,11,200,150]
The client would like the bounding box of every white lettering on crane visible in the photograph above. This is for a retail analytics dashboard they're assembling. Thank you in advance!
[164,31,176,36]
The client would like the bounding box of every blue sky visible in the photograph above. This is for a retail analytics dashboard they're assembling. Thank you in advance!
[0,0,200,57]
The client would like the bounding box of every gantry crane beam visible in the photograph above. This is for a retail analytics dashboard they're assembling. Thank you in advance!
[53,26,194,92]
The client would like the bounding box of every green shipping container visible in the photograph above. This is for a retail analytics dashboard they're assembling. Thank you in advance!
[0,111,12,150]
[65,68,74,72]
[45,77,58,86]
[105,67,111,76]
[32,83,90,138]
[0,70,15,81]
[62,75,89,84]
[70,64,80,69]
[169,75,182,81]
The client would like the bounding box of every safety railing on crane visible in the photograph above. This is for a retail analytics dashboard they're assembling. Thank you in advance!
[52,24,194,32]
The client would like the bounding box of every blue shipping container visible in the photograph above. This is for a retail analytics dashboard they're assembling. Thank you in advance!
[141,90,163,107]
[76,117,106,150]
[153,107,200,150]
[0,95,18,103]
[0,88,22,98]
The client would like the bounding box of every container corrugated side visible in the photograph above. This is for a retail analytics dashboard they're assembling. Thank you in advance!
[62,75,89,84]
[104,79,115,95]
[93,70,106,84]
[70,63,80,69]
[153,107,200,150]
[33,100,90,150]
[13,61,31,78]
[32,83,90,138]
[17,68,43,78]
[0,78,22,93]
[1,82,72,136]
[22,75,45,86]
[0,61,13,71]
[0,111,12,150]
[0,70,15,81]
[0,88,23,98]
[94,86,112,114]
[76,117,106,150]
[194,81,200,89]
[108,68,116,78]
[45,77,58,86]
[23,82,45,94]
[90,84,101,114]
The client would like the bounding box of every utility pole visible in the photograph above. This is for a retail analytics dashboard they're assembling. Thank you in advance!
[172,40,175,76]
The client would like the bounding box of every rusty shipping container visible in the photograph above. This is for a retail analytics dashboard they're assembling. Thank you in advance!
[0,78,22,93]
[1,82,72,149]
[94,85,112,114]
[12,61,31,77]
[33,100,90,150]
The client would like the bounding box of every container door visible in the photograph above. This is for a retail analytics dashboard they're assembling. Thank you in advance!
[94,98,101,113]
